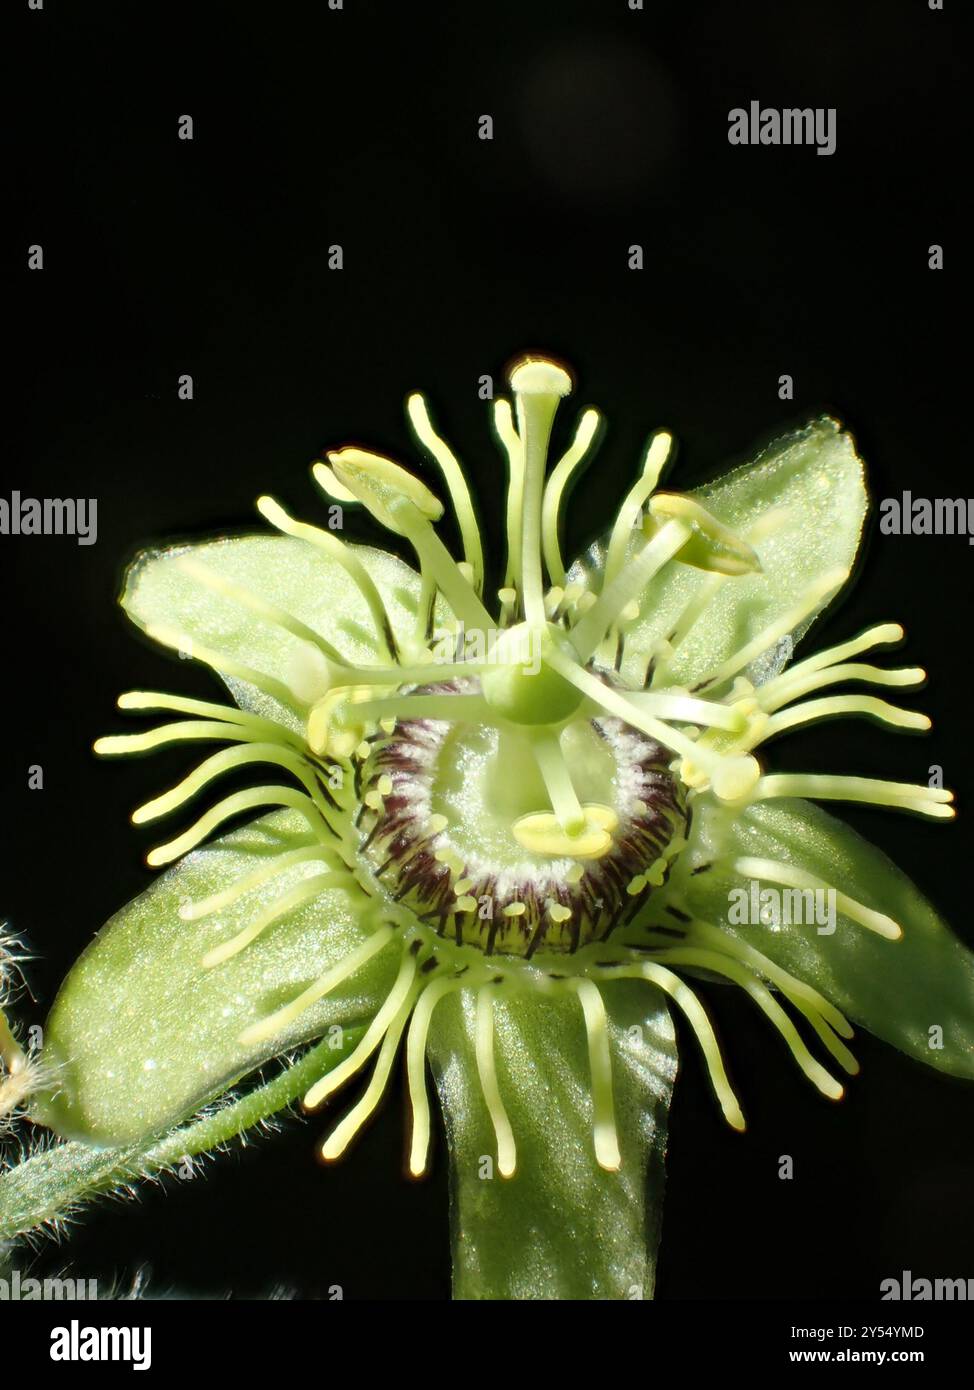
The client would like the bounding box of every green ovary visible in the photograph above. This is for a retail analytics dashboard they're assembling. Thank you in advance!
[479,623,585,725]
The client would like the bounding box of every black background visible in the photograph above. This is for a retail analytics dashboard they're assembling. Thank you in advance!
[4,0,971,1300]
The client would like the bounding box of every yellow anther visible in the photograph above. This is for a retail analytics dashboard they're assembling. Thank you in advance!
[644,858,668,886]
[711,754,762,802]
[741,708,770,745]
[647,493,762,576]
[548,903,573,923]
[307,685,380,757]
[544,586,565,617]
[678,758,713,790]
[512,803,618,859]
[585,805,619,831]
[328,447,443,534]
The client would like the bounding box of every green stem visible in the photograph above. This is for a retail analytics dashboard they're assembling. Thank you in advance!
[0,1025,363,1244]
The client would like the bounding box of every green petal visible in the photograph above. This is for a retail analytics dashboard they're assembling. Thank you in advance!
[676,796,974,1076]
[570,418,867,688]
[121,535,422,727]
[33,811,396,1145]
[428,981,677,1300]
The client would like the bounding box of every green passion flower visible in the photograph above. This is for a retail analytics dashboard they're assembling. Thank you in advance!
[18,354,973,1299]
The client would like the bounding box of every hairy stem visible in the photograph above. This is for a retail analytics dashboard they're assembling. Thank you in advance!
[0,1025,364,1245]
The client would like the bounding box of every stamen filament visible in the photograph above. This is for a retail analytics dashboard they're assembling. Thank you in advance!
[542,646,716,769]
[531,730,586,835]
[352,693,494,725]
[475,988,516,1178]
[627,690,747,733]
[393,503,495,632]
[407,393,484,595]
[572,979,621,1171]
[651,508,793,687]
[240,925,395,1046]
[655,575,726,683]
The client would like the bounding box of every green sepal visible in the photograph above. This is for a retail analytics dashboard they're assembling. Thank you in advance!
[33,811,395,1145]
[674,796,974,1076]
[570,418,867,688]
[428,981,677,1300]
[120,535,422,728]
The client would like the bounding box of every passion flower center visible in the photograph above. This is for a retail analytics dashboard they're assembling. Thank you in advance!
[359,689,688,956]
